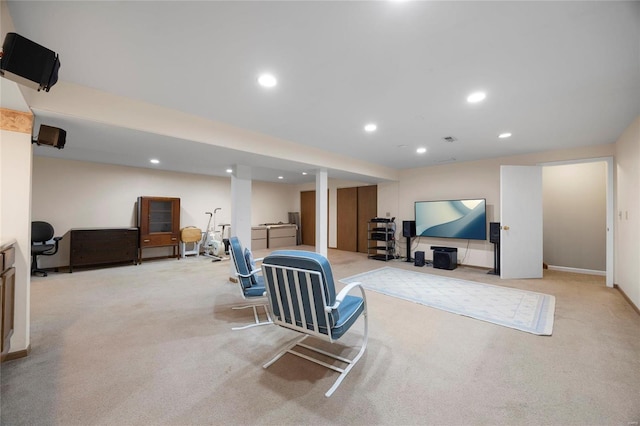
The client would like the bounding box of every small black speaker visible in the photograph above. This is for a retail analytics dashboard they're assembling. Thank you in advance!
[414,250,425,267]
[402,220,416,238]
[489,222,500,244]
[33,125,66,149]
[1,33,60,92]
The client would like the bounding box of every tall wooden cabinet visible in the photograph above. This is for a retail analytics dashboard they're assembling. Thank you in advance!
[137,197,181,261]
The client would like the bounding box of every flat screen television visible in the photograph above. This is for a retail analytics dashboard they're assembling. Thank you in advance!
[414,198,487,240]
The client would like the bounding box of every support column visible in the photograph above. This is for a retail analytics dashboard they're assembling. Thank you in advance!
[231,164,252,247]
[0,107,34,360]
[315,168,328,257]
[230,165,252,280]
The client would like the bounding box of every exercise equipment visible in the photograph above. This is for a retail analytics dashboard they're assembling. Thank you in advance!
[202,209,230,262]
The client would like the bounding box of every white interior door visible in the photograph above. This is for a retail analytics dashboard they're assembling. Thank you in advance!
[500,165,543,279]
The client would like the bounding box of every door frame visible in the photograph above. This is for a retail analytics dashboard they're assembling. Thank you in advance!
[539,156,614,287]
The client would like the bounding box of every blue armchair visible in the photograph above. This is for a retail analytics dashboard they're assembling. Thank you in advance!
[228,236,272,330]
[260,250,368,397]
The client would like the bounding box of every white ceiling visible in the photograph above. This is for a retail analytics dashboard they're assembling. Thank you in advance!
[4,1,640,184]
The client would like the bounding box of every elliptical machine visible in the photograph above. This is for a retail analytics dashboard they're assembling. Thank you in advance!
[202,208,229,262]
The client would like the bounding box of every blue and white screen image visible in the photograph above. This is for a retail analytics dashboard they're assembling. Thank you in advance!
[415,199,486,240]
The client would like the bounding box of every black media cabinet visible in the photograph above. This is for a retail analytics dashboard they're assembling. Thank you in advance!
[69,228,139,272]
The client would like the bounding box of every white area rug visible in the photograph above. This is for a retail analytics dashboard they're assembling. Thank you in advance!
[341,267,555,335]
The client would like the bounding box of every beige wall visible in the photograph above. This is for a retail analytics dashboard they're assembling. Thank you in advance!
[251,180,300,226]
[32,157,298,267]
[615,115,640,308]
[543,162,607,271]
[380,144,615,268]
[32,128,639,311]
[1,129,32,353]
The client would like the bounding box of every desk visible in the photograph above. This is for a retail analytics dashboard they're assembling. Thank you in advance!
[70,228,138,272]
[251,226,268,250]
[267,224,297,248]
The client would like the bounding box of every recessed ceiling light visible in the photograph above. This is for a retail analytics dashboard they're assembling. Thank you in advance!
[302,172,308,175]
[467,91,486,103]
[150,159,160,164]
[258,73,277,88]
[498,132,512,139]
[416,147,427,154]
[278,176,284,180]
[364,123,377,132]
[225,168,233,173]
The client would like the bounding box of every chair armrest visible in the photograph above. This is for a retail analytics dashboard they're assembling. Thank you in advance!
[42,235,63,256]
[236,270,260,279]
[325,281,365,312]
[247,257,263,275]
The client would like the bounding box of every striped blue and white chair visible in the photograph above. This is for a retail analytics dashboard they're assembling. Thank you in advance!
[260,250,368,397]
[228,236,272,330]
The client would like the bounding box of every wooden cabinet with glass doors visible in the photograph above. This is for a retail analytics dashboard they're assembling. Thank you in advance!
[137,197,181,262]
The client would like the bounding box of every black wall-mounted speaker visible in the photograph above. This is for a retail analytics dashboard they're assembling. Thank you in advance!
[489,222,501,244]
[402,220,416,238]
[0,33,60,92]
[414,250,425,267]
[33,125,66,149]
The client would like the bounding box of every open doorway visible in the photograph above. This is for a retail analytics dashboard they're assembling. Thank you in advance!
[542,157,613,287]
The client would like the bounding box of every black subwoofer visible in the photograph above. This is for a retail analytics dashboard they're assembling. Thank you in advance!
[432,247,458,270]
[414,250,425,267]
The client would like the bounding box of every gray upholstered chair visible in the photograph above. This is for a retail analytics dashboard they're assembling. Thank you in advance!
[260,250,368,397]
[31,221,62,276]
[228,236,272,330]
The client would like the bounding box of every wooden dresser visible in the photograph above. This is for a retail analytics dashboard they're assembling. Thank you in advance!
[69,228,139,272]
[1,240,16,361]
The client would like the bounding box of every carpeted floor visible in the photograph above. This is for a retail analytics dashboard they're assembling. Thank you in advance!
[1,246,639,425]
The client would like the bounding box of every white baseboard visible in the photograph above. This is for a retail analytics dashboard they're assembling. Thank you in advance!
[547,265,606,276]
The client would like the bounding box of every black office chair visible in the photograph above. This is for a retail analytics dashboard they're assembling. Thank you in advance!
[31,221,62,276]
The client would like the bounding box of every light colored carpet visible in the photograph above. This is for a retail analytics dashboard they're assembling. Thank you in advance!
[341,267,555,335]
[2,248,639,425]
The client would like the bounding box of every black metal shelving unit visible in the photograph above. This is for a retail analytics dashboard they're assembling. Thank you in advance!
[367,220,395,261]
